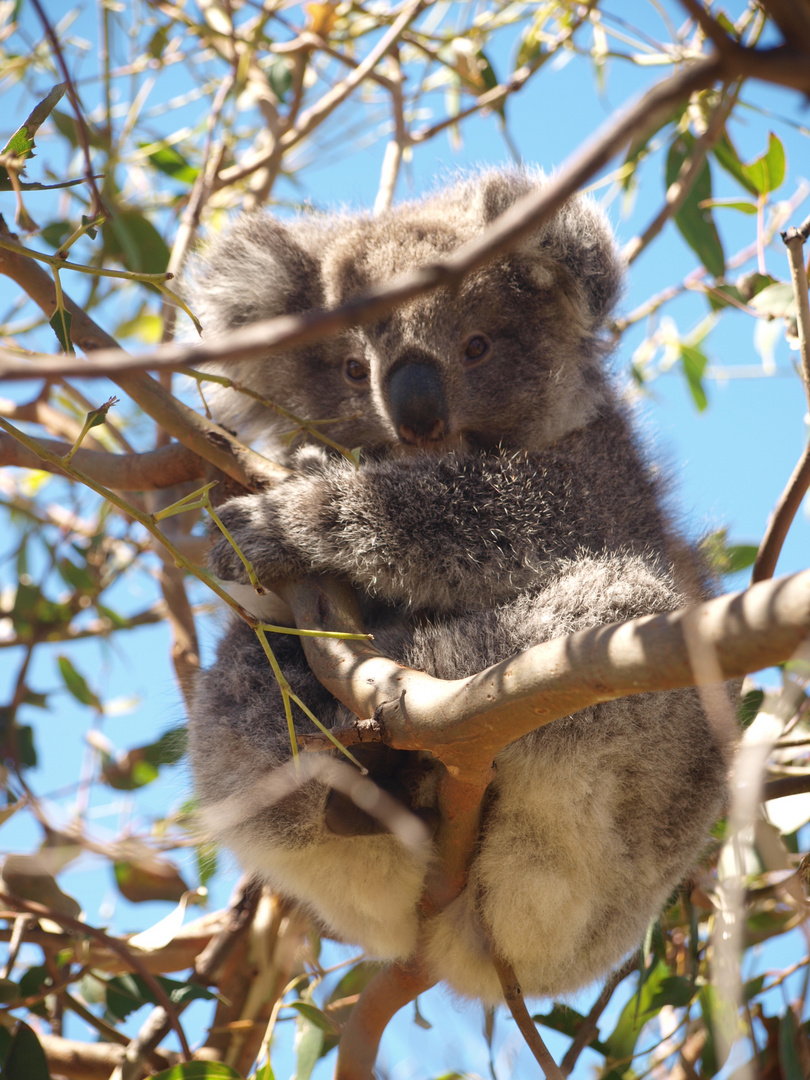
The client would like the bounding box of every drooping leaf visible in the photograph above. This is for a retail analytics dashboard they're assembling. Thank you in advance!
[603,959,669,1065]
[3,1020,51,1080]
[700,984,738,1075]
[103,210,170,273]
[666,132,725,278]
[49,305,74,353]
[140,143,199,185]
[57,655,101,709]
[679,343,709,412]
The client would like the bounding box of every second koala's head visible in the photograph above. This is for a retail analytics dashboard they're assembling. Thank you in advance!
[191,169,623,456]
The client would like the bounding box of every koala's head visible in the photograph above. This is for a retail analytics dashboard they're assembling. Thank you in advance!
[322,169,624,453]
[186,212,391,456]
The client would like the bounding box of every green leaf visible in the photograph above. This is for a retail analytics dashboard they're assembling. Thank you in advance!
[196,843,218,888]
[778,1009,804,1080]
[328,960,380,1005]
[57,557,95,593]
[679,343,709,412]
[666,132,725,278]
[741,132,786,195]
[4,1020,51,1080]
[700,984,737,1075]
[103,974,216,1022]
[146,1065,243,1080]
[49,306,74,354]
[287,1001,341,1036]
[724,544,758,573]
[57,655,101,709]
[293,1010,326,1080]
[603,959,669,1065]
[712,131,760,195]
[1,83,66,159]
[648,975,695,1010]
[698,198,757,215]
[40,221,72,249]
[140,143,200,185]
[103,211,170,274]
[269,58,293,102]
[533,1002,610,1057]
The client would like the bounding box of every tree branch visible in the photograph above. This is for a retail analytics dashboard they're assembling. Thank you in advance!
[284,570,810,770]
[0,52,728,383]
[0,220,289,491]
[0,432,205,488]
[752,214,810,583]
[335,951,435,1080]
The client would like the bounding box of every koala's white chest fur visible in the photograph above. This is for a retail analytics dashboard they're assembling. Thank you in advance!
[186,169,732,1003]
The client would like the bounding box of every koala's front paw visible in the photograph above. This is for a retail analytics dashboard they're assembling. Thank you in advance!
[209,493,303,585]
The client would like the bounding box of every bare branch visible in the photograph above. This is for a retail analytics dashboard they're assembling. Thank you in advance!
[490,949,564,1080]
[752,218,810,583]
[282,570,810,772]
[0,51,727,386]
[0,220,289,490]
[36,1034,180,1080]
[0,891,192,1060]
[335,951,435,1080]
[623,80,740,265]
[0,433,205,488]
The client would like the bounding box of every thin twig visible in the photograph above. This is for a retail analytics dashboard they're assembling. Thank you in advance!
[0,891,192,1060]
[29,0,107,218]
[752,215,810,582]
[489,949,565,1080]
[560,955,639,1075]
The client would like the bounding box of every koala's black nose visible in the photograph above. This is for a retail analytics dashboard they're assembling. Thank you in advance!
[386,362,448,446]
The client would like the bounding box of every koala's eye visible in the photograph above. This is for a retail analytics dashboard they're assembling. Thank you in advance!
[344,357,369,383]
[462,334,491,366]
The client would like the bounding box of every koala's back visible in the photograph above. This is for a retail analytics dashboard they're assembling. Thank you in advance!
[188,169,733,1006]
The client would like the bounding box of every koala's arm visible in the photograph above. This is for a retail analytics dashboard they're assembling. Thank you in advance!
[209,420,667,613]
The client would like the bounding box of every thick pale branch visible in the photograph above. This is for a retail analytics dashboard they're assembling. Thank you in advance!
[283,569,810,773]
[35,1034,180,1080]
[335,952,435,1080]
[0,432,205,488]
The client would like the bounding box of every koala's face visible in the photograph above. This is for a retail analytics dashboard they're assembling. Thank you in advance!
[322,173,623,454]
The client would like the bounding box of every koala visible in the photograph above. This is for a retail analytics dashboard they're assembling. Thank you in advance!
[187,170,734,1004]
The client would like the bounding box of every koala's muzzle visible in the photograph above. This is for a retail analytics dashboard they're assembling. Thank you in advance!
[386,361,448,446]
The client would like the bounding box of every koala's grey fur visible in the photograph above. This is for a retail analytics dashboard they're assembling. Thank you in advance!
[187,171,734,1004]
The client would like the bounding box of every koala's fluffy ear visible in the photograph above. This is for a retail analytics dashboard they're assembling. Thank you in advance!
[186,214,325,338]
[476,170,623,332]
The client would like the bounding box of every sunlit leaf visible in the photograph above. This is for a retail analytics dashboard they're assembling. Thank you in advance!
[679,343,709,412]
[712,131,760,195]
[142,1062,241,1079]
[741,133,786,195]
